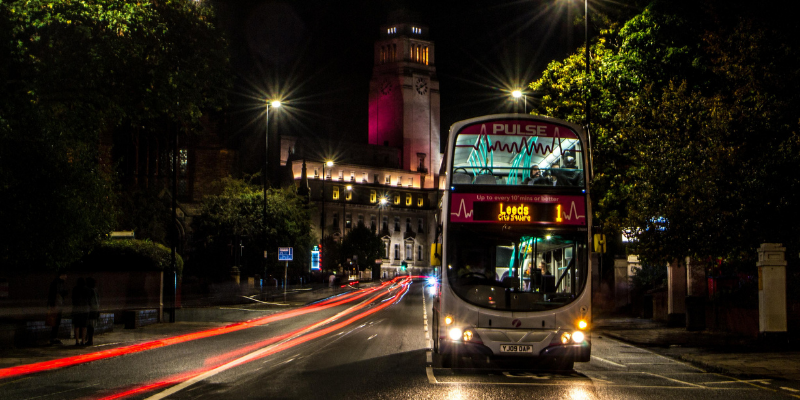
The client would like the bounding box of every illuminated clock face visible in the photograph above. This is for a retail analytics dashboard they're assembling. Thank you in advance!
[415,77,428,95]
[380,79,393,95]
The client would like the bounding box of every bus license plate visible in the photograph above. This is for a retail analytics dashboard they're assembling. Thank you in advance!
[500,344,533,353]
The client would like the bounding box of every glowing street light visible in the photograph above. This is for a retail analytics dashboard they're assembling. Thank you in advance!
[321,160,334,271]
[511,89,527,114]
[263,99,281,282]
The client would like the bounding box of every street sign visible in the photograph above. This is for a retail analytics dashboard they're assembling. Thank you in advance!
[278,247,293,261]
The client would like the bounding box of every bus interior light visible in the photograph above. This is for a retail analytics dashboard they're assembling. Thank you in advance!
[572,331,585,343]
[449,327,463,341]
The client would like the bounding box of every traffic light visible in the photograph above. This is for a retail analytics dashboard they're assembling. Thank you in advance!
[593,234,606,253]
[401,261,407,271]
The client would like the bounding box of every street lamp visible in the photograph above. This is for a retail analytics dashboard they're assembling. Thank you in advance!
[378,196,388,235]
[263,99,280,286]
[321,160,333,272]
[512,89,527,114]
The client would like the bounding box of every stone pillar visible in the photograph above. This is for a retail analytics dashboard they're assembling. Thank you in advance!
[685,257,706,331]
[667,259,686,326]
[757,243,787,336]
[614,257,629,310]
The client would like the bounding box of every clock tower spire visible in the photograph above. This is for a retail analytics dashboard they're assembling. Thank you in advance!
[368,11,441,189]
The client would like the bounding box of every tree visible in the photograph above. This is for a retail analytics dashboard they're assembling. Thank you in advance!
[189,177,314,281]
[529,0,800,264]
[0,1,231,272]
[341,225,384,274]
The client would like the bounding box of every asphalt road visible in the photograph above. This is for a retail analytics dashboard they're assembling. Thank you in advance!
[1,279,798,399]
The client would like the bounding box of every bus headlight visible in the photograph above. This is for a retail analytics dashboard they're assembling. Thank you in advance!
[445,315,454,325]
[449,327,463,341]
[578,319,588,330]
[560,332,571,344]
[572,331,585,343]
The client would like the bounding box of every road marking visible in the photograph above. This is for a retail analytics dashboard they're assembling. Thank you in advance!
[782,387,800,392]
[591,355,627,368]
[426,366,437,383]
[642,372,704,388]
[367,334,378,340]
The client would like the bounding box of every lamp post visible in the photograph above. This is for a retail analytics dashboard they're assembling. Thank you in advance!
[263,100,280,286]
[341,184,352,273]
[581,0,592,168]
[320,160,333,273]
[512,90,527,114]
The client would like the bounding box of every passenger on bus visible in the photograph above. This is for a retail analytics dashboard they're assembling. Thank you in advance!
[523,165,549,185]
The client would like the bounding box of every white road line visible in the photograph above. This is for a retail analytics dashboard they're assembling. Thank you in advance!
[426,366,437,383]
[642,372,705,388]
[602,336,706,372]
[782,387,800,392]
[702,379,772,385]
[590,355,627,368]
[367,334,378,340]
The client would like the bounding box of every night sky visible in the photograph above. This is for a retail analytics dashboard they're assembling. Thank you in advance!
[214,0,603,166]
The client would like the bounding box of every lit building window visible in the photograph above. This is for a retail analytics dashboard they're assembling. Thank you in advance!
[407,177,413,187]
[405,194,412,206]
[397,176,402,186]
[393,195,400,205]
[417,197,423,207]
[333,186,339,200]
[338,170,343,181]
[385,174,391,185]
[370,190,377,203]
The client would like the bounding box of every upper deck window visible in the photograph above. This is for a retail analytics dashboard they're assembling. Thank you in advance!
[450,119,585,188]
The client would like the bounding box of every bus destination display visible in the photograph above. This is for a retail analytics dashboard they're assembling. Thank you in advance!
[450,193,586,226]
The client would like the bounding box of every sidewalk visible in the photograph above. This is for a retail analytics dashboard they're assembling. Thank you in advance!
[595,314,800,381]
[0,282,374,371]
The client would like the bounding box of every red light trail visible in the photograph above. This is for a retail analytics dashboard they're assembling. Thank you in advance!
[95,278,412,400]
[0,278,404,380]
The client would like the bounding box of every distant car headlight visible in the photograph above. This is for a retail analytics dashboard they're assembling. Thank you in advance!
[572,331,585,343]
[449,327,463,341]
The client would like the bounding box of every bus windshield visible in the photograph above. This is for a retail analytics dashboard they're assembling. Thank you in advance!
[450,119,584,187]
[446,224,588,312]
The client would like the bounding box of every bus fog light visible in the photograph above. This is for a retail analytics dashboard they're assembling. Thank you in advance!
[463,330,473,341]
[560,332,571,344]
[449,327,463,341]
[572,331,585,343]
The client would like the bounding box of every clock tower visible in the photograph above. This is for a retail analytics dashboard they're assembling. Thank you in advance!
[368,12,441,189]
